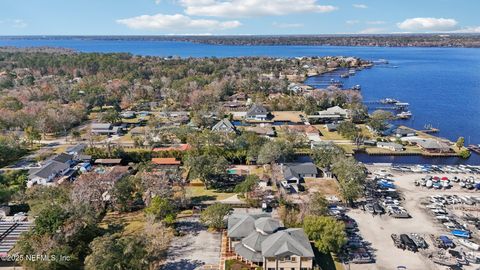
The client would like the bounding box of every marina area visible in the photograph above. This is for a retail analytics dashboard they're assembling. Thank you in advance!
[347,164,480,270]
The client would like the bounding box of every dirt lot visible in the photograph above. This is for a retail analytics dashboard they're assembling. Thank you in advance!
[347,165,480,270]
[162,217,221,270]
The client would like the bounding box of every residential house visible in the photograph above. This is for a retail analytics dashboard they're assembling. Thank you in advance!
[280,162,318,193]
[415,139,452,153]
[285,125,321,142]
[245,104,269,121]
[212,119,237,134]
[244,125,276,137]
[91,123,121,135]
[27,160,70,187]
[394,128,417,138]
[282,162,318,184]
[308,106,349,124]
[153,144,191,152]
[229,92,247,102]
[377,142,404,152]
[51,153,74,166]
[151,158,181,171]
[227,214,314,269]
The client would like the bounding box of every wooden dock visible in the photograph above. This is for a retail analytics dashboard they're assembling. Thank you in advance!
[468,145,480,154]
[419,128,440,133]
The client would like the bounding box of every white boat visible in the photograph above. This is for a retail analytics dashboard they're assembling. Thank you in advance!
[458,239,480,251]
[397,111,412,119]
[441,181,451,188]
[426,180,433,188]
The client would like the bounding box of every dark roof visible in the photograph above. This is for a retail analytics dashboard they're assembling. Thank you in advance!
[395,127,416,135]
[30,161,69,179]
[212,119,236,133]
[283,162,318,180]
[51,153,73,163]
[246,104,268,117]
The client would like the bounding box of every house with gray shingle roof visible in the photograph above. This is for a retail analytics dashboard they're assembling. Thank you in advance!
[212,118,236,133]
[282,162,318,184]
[245,104,269,121]
[227,214,314,269]
[27,161,70,188]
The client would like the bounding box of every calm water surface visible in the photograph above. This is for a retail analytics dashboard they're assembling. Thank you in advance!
[1,38,479,164]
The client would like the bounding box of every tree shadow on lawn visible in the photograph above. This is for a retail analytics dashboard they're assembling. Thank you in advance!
[190,195,216,204]
[312,244,341,270]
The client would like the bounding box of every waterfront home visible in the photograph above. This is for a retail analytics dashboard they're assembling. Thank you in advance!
[212,118,237,134]
[226,214,314,269]
[415,139,452,153]
[284,125,321,142]
[394,127,417,138]
[90,123,121,135]
[245,104,269,121]
[377,142,404,152]
[308,106,349,123]
[244,125,276,137]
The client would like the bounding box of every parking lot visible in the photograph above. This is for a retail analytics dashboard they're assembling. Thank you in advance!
[162,217,221,270]
[346,165,480,270]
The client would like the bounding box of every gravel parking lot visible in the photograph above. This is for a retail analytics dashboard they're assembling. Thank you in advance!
[162,217,221,270]
[347,165,480,270]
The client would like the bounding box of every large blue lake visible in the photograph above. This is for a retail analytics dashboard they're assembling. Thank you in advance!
[1,38,479,164]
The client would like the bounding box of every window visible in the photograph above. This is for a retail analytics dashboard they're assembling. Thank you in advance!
[268,268,275,270]
[291,257,297,262]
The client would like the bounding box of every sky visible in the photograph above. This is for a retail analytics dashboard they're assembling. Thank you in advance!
[1,0,479,35]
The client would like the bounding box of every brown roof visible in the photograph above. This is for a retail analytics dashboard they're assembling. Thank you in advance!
[94,158,122,164]
[285,125,319,134]
[152,158,181,165]
[153,144,191,152]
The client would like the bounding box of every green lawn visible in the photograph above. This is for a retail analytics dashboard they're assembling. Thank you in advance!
[315,125,348,140]
[186,184,235,204]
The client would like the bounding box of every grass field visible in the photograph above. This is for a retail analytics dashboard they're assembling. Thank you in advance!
[186,184,235,204]
[315,125,347,140]
[100,210,146,236]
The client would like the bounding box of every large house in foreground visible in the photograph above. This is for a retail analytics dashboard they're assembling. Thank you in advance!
[227,214,314,270]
